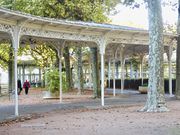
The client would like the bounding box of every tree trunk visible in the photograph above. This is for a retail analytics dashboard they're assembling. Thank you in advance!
[90,47,100,98]
[48,45,59,68]
[42,68,46,87]
[77,47,84,94]
[176,0,180,99]
[8,59,13,92]
[8,45,14,93]
[140,0,168,112]
[115,62,119,78]
[125,63,128,78]
[63,46,72,91]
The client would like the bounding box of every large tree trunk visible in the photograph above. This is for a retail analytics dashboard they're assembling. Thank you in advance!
[140,0,168,112]
[64,46,72,91]
[176,0,180,99]
[90,47,100,98]
[77,47,84,94]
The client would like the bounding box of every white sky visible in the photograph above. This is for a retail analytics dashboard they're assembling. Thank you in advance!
[109,1,178,29]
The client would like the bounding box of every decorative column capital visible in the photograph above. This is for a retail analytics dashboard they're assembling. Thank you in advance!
[120,45,125,59]
[97,36,107,55]
[49,40,65,58]
[166,45,173,61]
[12,26,21,50]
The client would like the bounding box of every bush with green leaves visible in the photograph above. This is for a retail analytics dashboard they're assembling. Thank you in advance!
[45,68,67,94]
[142,83,148,87]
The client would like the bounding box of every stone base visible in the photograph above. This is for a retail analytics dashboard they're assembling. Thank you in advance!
[43,91,59,99]
[138,86,147,94]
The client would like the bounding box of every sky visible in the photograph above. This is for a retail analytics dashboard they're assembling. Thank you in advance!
[109,1,178,29]
[108,1,177,64]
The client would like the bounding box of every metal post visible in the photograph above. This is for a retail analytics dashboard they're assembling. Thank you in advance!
[140,55,144,86]
[99,37,106,106]
[12,26,21,116]
[58,49,63,103]
[108,60,111,88]
[29,68,32,83]
[101,53,104,106]
[130,62,133,79]
[22,65,25,84]
[168,45,173,97]
[142,63,144,86]
[88,59,92,88]
[121,60,124,93]
[0,74,1,95]
[120,47,124,93]
[14,49,18,116]
[113,59,116,96]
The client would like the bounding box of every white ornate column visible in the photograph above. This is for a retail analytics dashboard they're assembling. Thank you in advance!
[12,26,21,116]
[58,48,63,103]
[108,59,111,88]
[88,58,92,88]
[29,67,32,83]
[167,45,173,97]
[140,55,144,86]
[113,48,119,96]
[120,46,125,93]
[98,37,107,106]
[115,62,119,78]
[53,41,65,103]
[113,59,116,96]
[130,61,133,79]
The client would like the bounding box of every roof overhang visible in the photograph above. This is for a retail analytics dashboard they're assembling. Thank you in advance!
[0,7,177,61]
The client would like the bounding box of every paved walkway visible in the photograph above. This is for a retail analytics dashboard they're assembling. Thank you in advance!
[0,88,175,122]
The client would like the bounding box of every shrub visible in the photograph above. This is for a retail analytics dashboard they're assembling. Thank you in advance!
[142,83,148,87]
[45,68,67,94]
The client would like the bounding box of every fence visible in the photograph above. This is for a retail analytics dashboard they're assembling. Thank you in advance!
[107,79,176,94]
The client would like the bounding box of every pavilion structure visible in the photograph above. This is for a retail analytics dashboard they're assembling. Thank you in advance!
[17,60,42,87]
[0,7,176,116]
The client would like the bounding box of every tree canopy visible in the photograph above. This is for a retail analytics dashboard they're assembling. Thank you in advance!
[0,0,120,22]
[0,0,121,69]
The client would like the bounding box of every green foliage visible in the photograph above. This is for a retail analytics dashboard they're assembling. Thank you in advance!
[142,83,148,87]
[0,0,121,91]
[0,43,11,69]
[0,0,120,70]
[130,57,140,71]
[0,0,119,23]
[30,44,57,68]
[45,68,67,93]
[0,43,26,70]
[164,23,177,34]
[19,43,57,69]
